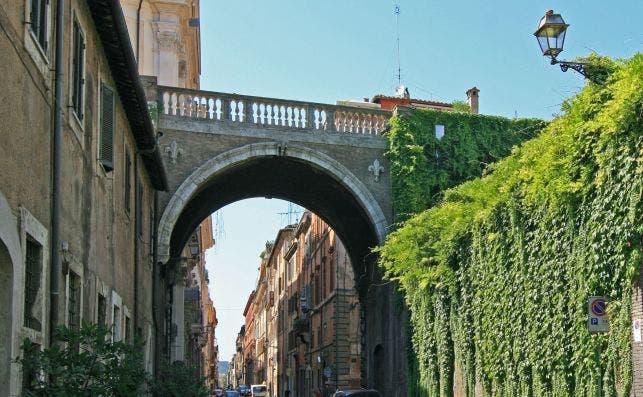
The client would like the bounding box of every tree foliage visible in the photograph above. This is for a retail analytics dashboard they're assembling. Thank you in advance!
[18,324,147,396]
[150,361,210,397]
[378,54,643,396]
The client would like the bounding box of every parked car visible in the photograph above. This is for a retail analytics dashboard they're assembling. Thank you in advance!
[226,391,240,397]
[332,390,382,397]
[237,384,251,396]
[213,389,225,397]
[250,384,268,397]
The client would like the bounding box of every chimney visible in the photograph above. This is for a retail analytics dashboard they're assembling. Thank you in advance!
[466,87,480,114]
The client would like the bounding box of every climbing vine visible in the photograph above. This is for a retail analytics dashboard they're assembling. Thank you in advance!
[386,106,544,222]
[379,54,643,396]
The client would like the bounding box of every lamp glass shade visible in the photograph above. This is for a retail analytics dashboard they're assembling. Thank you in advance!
[534,11,569,57]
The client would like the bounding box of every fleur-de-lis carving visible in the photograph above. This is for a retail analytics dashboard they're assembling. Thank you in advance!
[368,159,385,182]
[165,140,184,164]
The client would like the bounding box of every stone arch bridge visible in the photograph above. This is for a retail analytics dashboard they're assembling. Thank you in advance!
[145,80,406,393]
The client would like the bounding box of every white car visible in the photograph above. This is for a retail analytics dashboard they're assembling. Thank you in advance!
[250,384,267,397]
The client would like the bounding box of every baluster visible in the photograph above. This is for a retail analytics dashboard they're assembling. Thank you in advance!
[301,107,307,129]
[241,101,248,122]
[230,100,237,121]
[271,105,278,126]
[377,115,386,134]
[286,107,292,127]
[193,96,200,117]
[177,93,183,116]
[321,110,328,131]
[249,103,256,123]
[170,93,177,115]
[208,98,215,120]
[214,99,221,120]
[267,104,273,125]
[293,107,300,128]
[366,114,373,134]
[194,96,201,118]
[201,97,208,118]
[185,95,192,117]
[279,105,285,126]
[162,92,170,115]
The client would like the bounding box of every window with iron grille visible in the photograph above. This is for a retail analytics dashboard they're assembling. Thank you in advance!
[29,0,48,52]
[97,293,106,328]
[113,305,121,341]
[24,237,42,331]
[68,271,81,331]
[124,150,131,213]
[125,316,131,342]
[99,83,114,171]
[136,181,144,237]
[71,17,85,120]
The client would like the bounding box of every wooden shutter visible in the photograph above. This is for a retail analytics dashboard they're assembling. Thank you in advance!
[99,84,114,171]
[72,20,84,119]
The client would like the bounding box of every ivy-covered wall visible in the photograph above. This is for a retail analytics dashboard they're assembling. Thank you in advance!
[379,55,642,396]
[386,108,544,221]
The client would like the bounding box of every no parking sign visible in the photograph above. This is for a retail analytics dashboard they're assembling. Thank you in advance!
[588,296,609,333]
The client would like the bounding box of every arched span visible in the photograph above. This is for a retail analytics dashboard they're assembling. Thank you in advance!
[157,142,388,266]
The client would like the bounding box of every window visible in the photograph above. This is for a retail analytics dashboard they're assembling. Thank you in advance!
[29,0,48,51]
[71,18,85,120]
[329,257,335,292]
[24,237,42,331]
[125,316,131,342]
[97,293,106,328]
[435,124,445,140]
[112,305,121,341]
[136,181,144,237]
[124,150,131,212]
[99,84,115,171]
[67,271,81,331]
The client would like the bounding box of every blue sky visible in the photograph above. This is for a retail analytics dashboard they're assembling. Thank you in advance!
[200,1,642,361]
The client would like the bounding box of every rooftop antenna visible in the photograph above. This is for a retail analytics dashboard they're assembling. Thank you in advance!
[394,4,402,87]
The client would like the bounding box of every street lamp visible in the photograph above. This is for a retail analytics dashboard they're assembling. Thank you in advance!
[534,10,587,77]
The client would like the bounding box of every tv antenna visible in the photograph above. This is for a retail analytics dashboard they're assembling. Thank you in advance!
[394,4,402,86]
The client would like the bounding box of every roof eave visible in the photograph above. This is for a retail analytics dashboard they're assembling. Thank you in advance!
[86,0,168,191]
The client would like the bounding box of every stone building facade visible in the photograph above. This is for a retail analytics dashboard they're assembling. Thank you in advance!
[0,0,167,395]
[120,0,201,89]
[177,216,218,387]
[241,213,362,397]
[243,290,256,386]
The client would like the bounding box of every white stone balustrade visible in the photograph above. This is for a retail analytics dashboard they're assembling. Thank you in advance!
[159,87,391,135]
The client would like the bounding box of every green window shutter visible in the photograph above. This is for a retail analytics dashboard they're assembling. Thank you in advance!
[99,84,114,171]
[72,20,84,119]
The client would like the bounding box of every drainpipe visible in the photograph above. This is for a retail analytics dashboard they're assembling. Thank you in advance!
[50,0,65,342]
[133,156,139,333]
[152,189,159,375]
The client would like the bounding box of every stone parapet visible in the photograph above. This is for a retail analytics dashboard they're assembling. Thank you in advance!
[157,86,392,136]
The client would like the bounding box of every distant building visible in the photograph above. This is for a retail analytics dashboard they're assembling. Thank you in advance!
[243,290,256,386]
[339,85,480,114]
[240,213,361,397]
[120,0,201,88]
